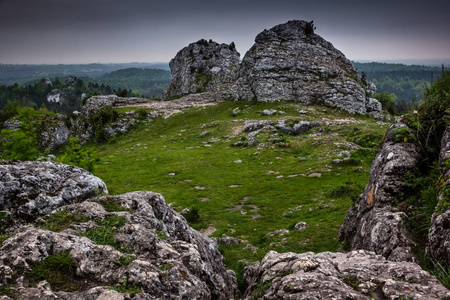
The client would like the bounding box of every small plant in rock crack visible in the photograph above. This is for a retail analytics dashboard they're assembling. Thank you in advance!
[26,252,83,292]
[115,255,135,266]
[110,276,140,294]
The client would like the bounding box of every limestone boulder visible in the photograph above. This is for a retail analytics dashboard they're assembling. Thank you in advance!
[243,250,450,299]
[0,191,237,299]
[163,39,240,99]
[0,161,107,223]
[224,20,381,114]
[339,121,422,261]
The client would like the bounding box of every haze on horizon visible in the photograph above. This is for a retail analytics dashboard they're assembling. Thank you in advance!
[0,0,449,65]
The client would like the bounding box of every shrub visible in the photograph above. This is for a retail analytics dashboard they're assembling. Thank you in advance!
[59,137,97,172]
[0,127,39,160]
[183,207,201,223]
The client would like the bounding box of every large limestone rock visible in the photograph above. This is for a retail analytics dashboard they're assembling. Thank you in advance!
[0,191,237,299]
[0,161,107,223]
[428,126,450,265]
[339,121,422,261]
[163,39,240,99]
[228,20,379,114]
[163,20,383,115]
[243,250,450,299]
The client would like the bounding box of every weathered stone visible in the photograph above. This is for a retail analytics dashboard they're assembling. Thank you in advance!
[0,191,237,299]
[243,250,450,300]
[163,39,240,99]
[36,115,70,151]
[294,222,308,231]
[0,161,107,223]
[340,121,422,261]
[103,117,138,139]
[428,126,450,265]
[225,20,382,114]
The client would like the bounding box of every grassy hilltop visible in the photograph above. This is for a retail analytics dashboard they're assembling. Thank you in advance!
[91,100,389,273]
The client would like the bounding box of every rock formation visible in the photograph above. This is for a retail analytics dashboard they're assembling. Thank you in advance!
[46,75,78,105]
[35,114,70,152]
[69,95,153,143]
[0,161,107,224]
[0,189,237,299]
[428,126,450,265]
[339,120,421,261]
[163,20,383,117]
[243,250,450,299]
[163,39,240,99]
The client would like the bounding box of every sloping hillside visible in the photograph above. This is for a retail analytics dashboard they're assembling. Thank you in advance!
[92,100,389,271]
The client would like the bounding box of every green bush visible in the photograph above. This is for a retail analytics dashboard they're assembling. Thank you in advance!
[59,137,97,172]
[183,207,201,223]
[0,127,39,160]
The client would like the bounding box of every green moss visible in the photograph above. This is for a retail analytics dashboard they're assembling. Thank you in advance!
[26,252,83,292]
[39,210,89,232]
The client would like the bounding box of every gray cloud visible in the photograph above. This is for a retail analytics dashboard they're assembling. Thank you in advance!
[0,0,449,64]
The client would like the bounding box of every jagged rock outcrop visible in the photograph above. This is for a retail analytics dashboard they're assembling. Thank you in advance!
[163,39,240,99]
[226,20,380,115]
[0,161,107,224]
[163,20,383,116]
[0,191,237,299]
[339,121,422,261]
[70,95,152,143]
[243,250,450,299]
[428,126,450,265]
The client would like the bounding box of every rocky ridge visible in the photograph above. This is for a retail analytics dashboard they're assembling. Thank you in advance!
[339,120,421,262]
[163,20,383,118]
[0,162,236,299]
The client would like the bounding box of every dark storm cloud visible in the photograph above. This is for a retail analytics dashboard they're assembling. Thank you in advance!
[0,0,449,63]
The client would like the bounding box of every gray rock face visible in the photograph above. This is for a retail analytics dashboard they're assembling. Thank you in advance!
[230,20,379,114]
[0,191,236,299]
[163,39,240,99]
[340,121,422,261]
[243,250,450,299]
[0,161,107,222]
[164,20,383,115]
[70,95,135,143]
[428,126,450,265]
[36,115,70,152]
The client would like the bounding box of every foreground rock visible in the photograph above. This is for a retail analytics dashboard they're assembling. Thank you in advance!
[0,191,237,299]
[243,250,450,299]
[0,161,107,224]
[428,126,450,265]
[339,121,422,261]
[163,39,240,99]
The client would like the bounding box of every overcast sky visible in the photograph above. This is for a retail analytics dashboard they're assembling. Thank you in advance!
[0,0,449,64]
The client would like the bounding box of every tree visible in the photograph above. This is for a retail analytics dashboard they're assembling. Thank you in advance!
[374,92,397,115]
[305,20,316,36]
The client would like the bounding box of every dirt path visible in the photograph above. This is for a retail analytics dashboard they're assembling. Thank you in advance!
[119,93,221,118]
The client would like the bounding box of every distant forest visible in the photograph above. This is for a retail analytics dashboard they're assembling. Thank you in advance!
[0,63,170,86]
[353,62,447,113]
[0,67,171,114]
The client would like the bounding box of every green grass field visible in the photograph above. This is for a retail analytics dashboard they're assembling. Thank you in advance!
[92,100,389,274]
